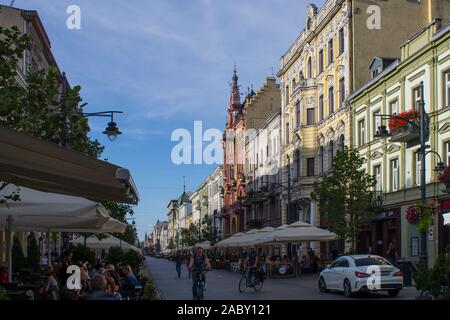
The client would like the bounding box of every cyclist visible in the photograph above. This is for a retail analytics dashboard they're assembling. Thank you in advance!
[188,246,211,299]
[245,246,260,287]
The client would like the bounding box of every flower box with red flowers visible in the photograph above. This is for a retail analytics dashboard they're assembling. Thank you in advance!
[388,109,422,143]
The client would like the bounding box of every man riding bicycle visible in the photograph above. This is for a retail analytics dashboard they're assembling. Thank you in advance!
[188,246,211,299]
[244,246,260,287]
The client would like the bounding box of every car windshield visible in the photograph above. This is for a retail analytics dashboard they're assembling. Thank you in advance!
[354,257,391,267]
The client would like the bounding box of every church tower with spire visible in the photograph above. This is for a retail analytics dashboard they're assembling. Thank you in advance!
[227,66,242,129]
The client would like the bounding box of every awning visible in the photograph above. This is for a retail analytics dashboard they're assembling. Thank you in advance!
[0,125,139,204]
[70,234,140,252]
[0,184,126,233]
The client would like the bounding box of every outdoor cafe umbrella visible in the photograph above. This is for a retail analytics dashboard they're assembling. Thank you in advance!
[444,213,450,226]
[215,232,245,248]
[0,184,127,281]
[238,226,275,247]
[70,234,140,252]
[252,221,337,245]
[228,229,259,247]
[194,241,212,250]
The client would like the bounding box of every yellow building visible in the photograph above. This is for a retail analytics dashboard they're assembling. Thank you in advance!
[349,21,450,267]
[278,0,450,257]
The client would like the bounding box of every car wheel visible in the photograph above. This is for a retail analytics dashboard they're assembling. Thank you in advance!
[388,289,400,297]
[343,279,353,298]
[318,276,329,293]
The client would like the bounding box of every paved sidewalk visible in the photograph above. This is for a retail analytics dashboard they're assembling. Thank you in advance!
[144,257,420,300]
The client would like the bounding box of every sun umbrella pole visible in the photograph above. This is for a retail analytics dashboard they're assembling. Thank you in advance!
[6,215,13,282]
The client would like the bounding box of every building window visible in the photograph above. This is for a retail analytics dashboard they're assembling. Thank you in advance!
[339,28,345,55]
[339,77,345,108]
[319,94,324,121]
[413,85,422,106]
[374,165,381,192]
[296,101,301,128]
[285,85,290,105]
[329,86,334,114]
[307,108,315,125]
[391,158,399,192]
[389,99,398,116]
[445,141,450,165]
[338,134,345,152]
[307,158,315,177]
[415,152,422,186]
[319,49,324,74]
[307,57,312,79]
[285,121,290,144]
[358,119,365,147]
[328,141,334,170]
[328,38,334,65]
[295,149,301,178]
[319,146,324,174]
[445,70,450,107]
[373,110,381,138]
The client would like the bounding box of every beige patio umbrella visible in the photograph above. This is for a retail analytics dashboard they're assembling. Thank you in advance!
[444,213,450,226]
[253,221,337,245]
[71,234,140,252]
[215,232,245,248]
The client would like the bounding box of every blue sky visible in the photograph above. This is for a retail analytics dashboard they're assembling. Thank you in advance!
[4,0,324,239]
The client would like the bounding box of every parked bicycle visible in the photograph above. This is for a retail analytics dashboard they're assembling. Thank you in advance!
[238,266,263,293]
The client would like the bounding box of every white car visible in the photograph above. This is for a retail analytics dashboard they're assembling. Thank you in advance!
[318,255,403,297]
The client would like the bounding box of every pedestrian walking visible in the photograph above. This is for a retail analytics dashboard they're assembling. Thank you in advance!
[175,250,183,278]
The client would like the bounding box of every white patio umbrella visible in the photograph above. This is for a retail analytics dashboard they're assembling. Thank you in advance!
[215,232,245,248]
[194,241,212,249]
[253,221,337,245]
[239,227,275,247]
[444,213,450,226]
[70,234,140,252]
[0,184,127,281]
[229,229,259,247]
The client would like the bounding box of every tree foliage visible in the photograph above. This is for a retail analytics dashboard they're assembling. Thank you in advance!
[413,246,450,300]
[12,236,26,272]
[0,25,136,241]
[26,235,40,271]
[312,147,376,249]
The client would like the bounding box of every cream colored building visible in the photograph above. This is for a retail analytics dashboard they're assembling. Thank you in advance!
[278,0,450,257]
[349,21,450,267]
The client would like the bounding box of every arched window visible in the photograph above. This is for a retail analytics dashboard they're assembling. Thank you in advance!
[307,57,312,79]
[319,146,324,174]
[338,134,345,152]
[328,141,334,170]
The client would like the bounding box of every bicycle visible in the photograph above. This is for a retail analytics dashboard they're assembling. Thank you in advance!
[238,266,264,293]
[191,268,209,300]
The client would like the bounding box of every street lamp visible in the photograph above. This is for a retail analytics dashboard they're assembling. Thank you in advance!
[374,81,440,268]
[83,111,123,141]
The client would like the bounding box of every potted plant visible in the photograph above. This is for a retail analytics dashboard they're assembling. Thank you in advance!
[388,109,424,143]
[405,203,435,233]
[438,165,450,193]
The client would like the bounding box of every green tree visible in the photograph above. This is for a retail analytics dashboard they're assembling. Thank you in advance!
[12,236,26,272]
[312,147,376,250]
[70,244,96,265]
[26,236,40,271]
[105,246,124,266]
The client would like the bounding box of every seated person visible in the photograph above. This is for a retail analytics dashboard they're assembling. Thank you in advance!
[85,275,119,300]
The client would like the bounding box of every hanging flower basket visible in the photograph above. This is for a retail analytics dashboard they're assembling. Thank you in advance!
[405,203,435,232]
[388,109,424,143]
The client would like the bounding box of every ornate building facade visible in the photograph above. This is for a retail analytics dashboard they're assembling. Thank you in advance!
[278,0,450,257]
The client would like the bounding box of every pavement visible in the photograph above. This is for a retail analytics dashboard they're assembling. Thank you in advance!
[144,256,420,300]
